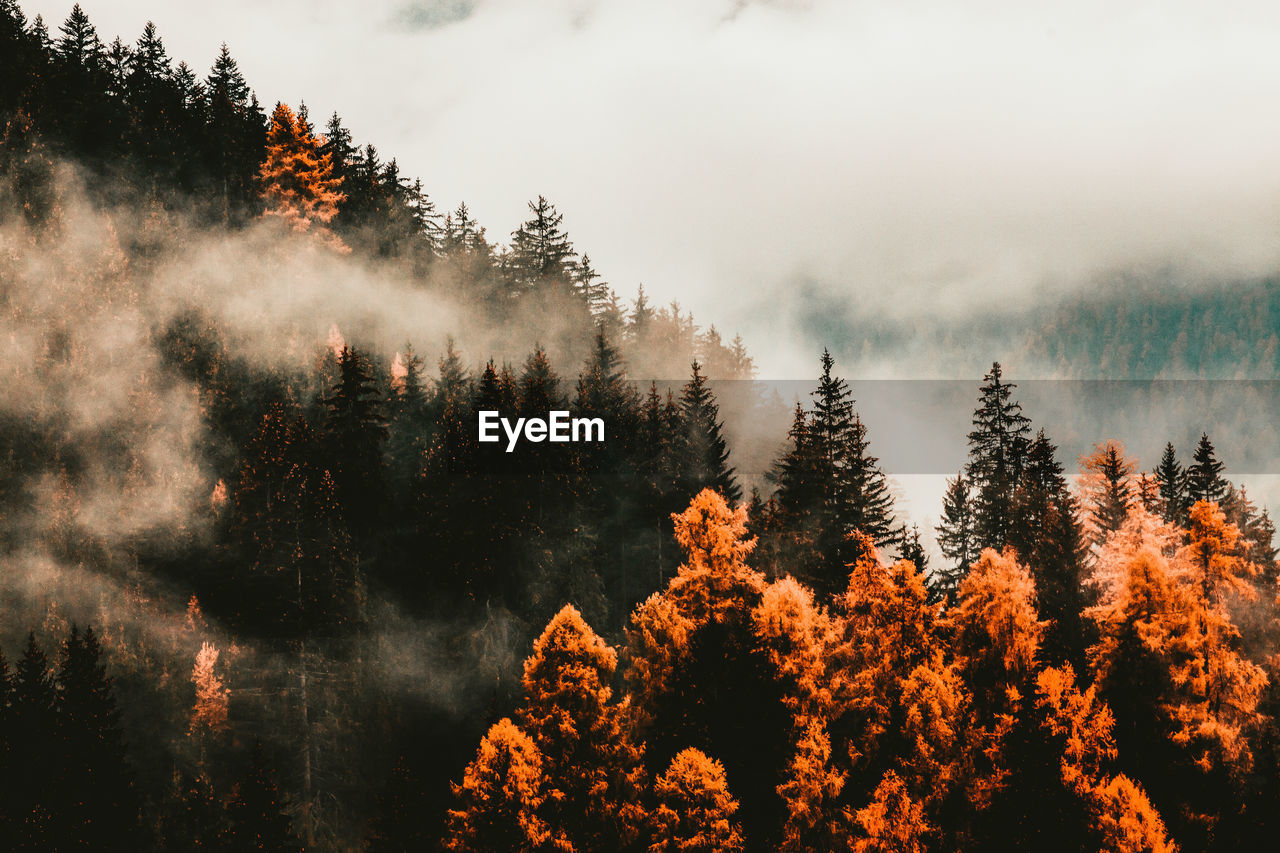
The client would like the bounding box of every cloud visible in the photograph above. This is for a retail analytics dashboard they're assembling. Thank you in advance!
[395,0,481,31]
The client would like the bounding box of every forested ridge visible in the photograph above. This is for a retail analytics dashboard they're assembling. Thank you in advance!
[3,3,1280,851]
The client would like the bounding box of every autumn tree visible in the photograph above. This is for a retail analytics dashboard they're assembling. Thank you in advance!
[189,641,229,735]
[649,748,745,853]
[517,605,646,850]
[1088,506,1266,847]
[445,718,559,852]
[259,100,346,238]
[1078,440,1138,550]
[627,489,793,846]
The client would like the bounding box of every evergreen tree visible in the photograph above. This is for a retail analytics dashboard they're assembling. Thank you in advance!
[1077,440,1136,548]
[840,413,897,550]
[1011,431,1088,668]
[56,625,141,848]
[965,362,1032,551]
[55,4,102,69]
[933,473,976,605]
[506,195,575,293]
[322,345,388,545]
[1153,442,1187,527]
[10,633,59,848]
[223,742,302,852]
[677,360,740,504]
[1186,433,1229,507]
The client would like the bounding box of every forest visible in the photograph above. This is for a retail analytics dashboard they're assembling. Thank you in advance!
[3,3,1280,851]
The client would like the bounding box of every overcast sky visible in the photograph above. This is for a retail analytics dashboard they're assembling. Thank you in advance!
[26,0,1280,375]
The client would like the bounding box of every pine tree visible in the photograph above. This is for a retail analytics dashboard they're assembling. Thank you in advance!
[10,632,59,847]
[1153,442,1187,527]
[1012,431,1088,668]
[840,414,897,550]
[933,473,976,605]
[677,361,740,503]
[506,195,575,293]
[1078,440,1137,549]
[1186,433,1229,508]
[322,345,388,544]
[55,4,102,69]
[56,625,141,848]
[965,362,1032,550]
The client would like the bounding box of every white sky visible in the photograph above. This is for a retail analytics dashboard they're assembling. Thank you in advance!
[25,0,1280,376]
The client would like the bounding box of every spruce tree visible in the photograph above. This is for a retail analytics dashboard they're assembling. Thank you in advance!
[840,413,897,553]
[1153,442,1187,527]
[964,362,1031,550]
[934,473,976,605]
[506,195,575,294]
[56,625,140,848]
[1186,432,1229,508]
[677,360,740,503]
[1010,431,1089,668]
[322,345,388,544]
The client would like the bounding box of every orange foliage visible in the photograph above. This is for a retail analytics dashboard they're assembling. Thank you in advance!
[518,605,646,850]
[649,748,745,853]
[188,641,229,735]
[951,548,1043,714]
[777,719,849,851]
[1180,500,1255,605]
[259,102,347,249]
[1093,774,1179,853]
[851,771,931,853]
[752,575,834,717]
[626,489,764,714]
[1089,527,1267,777]
[1034,665,1117,798]
[445,718,566,852]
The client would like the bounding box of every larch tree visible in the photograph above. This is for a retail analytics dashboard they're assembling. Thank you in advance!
[626,489,793,846]
[851,771,930,853]
[517,605,646,851]
[649,748,745,853]
[259,101,346,242]
[189,641,229,735]
[444,718,560,853]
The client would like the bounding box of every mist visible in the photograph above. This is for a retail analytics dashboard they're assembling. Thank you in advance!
[22,0,1280,377]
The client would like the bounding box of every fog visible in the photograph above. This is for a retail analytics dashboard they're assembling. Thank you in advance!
[24,0,1280,377]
